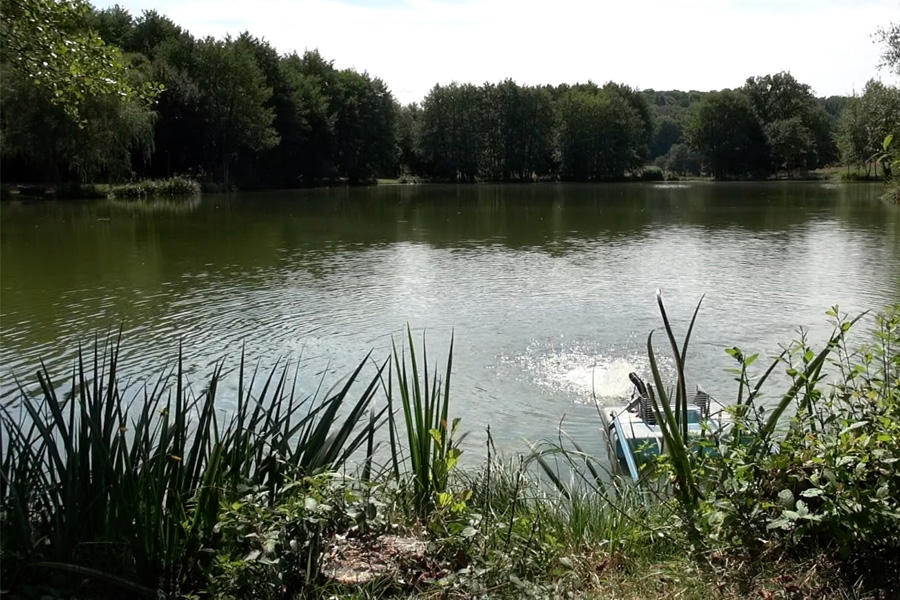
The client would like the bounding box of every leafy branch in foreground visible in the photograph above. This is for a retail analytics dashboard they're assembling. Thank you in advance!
[0,0,161,123]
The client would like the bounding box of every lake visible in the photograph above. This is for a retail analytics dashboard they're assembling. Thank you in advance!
[2,182,898,456]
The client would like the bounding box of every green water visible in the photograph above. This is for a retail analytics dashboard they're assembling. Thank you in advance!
[2,182,898,454]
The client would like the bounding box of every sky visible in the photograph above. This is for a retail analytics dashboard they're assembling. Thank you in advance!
[93,0,898,105]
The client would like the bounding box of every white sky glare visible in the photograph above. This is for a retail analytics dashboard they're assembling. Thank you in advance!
[95,0,897,104]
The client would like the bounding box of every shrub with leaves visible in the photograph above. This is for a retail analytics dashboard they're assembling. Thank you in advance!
[648,301,900,562]
[108,176,201,199]
[208,475,385,599]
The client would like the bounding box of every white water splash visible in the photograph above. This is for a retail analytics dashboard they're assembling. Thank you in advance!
[512,342,672,406]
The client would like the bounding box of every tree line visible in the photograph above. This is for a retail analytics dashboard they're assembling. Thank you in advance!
[1,1,898,189]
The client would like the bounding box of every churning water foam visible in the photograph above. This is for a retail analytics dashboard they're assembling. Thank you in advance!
[512,342,672,406]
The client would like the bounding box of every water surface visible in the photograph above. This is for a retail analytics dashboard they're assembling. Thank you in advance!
[2,182,898,455]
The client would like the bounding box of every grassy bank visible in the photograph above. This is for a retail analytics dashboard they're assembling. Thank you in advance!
[2,303,898,599]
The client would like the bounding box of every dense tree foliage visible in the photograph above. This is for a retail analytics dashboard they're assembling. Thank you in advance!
[478,80,555,181]
[2,4,398,187]
[411,81,649,182]
[1,3,877,188]
[417,83,483,181]
[0,0,159,122]
[557,85,648,181]
[0,0,160,182]
[876,18,900,77]
[743,72,836,173]
[642,89,703,159]
[837,80,900,177]
[688,90,768,179]
[194,35,279,188]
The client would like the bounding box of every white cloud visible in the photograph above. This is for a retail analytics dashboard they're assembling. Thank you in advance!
[95,0,895,103]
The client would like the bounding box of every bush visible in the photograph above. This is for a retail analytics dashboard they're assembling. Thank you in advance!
[208,475,384,599]
[108,176,201,200]
[647,298,900,568]
[640,167,665,181]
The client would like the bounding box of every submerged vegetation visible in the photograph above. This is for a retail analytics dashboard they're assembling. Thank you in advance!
[2,301,899,598]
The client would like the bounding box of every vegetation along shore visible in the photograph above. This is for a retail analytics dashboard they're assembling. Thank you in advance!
[1,299,898,598]
[1,2,899,195]
[2,2,900,599]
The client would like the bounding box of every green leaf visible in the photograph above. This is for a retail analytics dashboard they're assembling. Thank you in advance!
[428,428,443,445]
[840,421,869,436]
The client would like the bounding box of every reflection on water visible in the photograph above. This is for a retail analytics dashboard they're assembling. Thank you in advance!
[1,182,898,455]
[108,195,203,214]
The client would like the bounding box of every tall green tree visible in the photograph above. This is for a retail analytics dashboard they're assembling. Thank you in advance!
[332,70,397,184]
[396,103,423,175]
[743,72,835,171]
[287,50,340,183]
[419,83,482,181]
[603,82,654,172]
[237,36,307,187]
[514,84,555,179]
[90,3,134,48]
[837,80,900,177]
[689,90,767,178]
[477,80,554,181]
[193,35,278,188]
[557,87,645,181]
[837,96,868,173]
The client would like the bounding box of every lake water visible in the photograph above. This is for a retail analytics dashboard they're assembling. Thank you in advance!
[2,182,898,456]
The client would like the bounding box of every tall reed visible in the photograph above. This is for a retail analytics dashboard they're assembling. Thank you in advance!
[385,328,464,517]
[0,337,386,595]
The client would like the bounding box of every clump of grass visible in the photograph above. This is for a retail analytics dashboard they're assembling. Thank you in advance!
[385,328,465,518]
[0,336,386,596]
[108,176,201,200]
